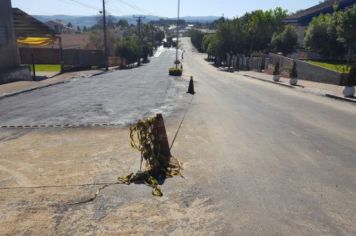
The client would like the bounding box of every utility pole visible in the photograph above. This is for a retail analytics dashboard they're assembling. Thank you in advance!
[102,0,108,71]
[133,15,145,66]
[133,15,145,40]
[175,0,180,68]
[151,24,155,55]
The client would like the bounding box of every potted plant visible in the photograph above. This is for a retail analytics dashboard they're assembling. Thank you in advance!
[343,64,356,98]
[169,67,182,76]
[273,62,280,82]
[289,61,298,86]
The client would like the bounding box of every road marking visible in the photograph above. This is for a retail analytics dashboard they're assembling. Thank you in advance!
[0,123,125,129]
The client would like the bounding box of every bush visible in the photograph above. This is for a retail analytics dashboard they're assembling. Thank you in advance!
[290,61,298,78]
[345,64,356,86]
[273,62,280,75]
[169,67,183,76]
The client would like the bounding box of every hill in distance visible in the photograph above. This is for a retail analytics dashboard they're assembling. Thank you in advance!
[34,15,220,28]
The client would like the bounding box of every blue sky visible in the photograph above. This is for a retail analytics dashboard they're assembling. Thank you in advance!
[11,0,322,17]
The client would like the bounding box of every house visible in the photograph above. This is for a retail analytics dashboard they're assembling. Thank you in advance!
[283,0,356,45]
[0,0,30,84]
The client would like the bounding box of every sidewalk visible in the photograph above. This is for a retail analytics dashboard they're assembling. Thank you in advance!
[238,71,356,103]
[0,69,105,99]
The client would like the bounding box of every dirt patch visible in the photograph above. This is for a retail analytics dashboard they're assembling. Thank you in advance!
[0,127,222,234]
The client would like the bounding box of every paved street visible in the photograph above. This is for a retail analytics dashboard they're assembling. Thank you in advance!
[176,38,356,235]
[0,38,356,235]
[0,48,187,127]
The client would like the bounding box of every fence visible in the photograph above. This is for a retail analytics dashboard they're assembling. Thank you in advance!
[19,48,105,69]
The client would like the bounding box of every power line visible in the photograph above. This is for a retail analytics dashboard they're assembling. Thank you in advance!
[65,0,101,11]
[104,0,125,15]
[114,0,154,16]
[107,0,133,15]
[60,0,124,18]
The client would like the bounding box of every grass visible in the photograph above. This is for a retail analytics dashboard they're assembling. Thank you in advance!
[306,60,351,73]
[35,64,61,72]
[25,64,61,72]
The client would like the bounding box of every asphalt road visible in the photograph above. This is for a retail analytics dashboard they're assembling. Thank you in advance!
[172,38,356,235]
[1,38,356,235]
[0,47,187,126]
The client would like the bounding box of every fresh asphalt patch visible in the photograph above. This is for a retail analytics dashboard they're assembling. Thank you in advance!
[0,49,190,128]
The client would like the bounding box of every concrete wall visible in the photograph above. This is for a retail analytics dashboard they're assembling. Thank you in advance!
[267,53,348,86]
[0,0,20,71]
[0,66,31,84]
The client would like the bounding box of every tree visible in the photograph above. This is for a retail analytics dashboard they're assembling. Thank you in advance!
[116,36,143,66]
[202,34,214,53]
[154,30,165,43]
[117,19,129,28]
[271,25,298,55]
[206,35,220,65]
[188,29,205,52]
[336,4,356,66]
[186,7,288,65]
[244,8,288,55]
[86,29,118,56]
[304,13,346,58]
[77,26,81,33]
[67,22,73,28]
[92,15,116,30]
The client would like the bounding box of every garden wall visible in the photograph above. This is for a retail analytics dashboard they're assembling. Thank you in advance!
[266,53,348,86]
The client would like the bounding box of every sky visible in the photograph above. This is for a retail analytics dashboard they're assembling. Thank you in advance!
[11,0,323,17]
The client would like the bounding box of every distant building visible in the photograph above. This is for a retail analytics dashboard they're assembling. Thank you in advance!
[283,0,356,45]
[46,20,77,34]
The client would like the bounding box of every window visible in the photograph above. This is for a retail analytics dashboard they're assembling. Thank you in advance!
[0,26,8,44]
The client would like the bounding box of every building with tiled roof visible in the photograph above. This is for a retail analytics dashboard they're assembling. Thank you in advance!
[283,0,356,45]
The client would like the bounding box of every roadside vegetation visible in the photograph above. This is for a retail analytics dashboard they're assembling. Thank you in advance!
[306,60,350,73]
[305,4,356,68]
[28,64,61,72]
[188,4,356,71]
[85,16,165,68]
[188,8,298,67]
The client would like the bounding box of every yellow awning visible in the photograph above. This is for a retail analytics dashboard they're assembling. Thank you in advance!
[17,37,56,46]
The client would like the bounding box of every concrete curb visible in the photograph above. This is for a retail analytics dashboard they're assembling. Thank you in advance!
[242,74,295,89]
[325,94,356,104]
[242,74,356,105]
[0,81,70,100]
[0,70,107,100]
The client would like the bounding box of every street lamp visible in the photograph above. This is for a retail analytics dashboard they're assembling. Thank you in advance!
[175,0,180,68]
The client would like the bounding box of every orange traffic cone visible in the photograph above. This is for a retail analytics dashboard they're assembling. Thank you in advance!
[187,76,195,95]
[154,114,171,158]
